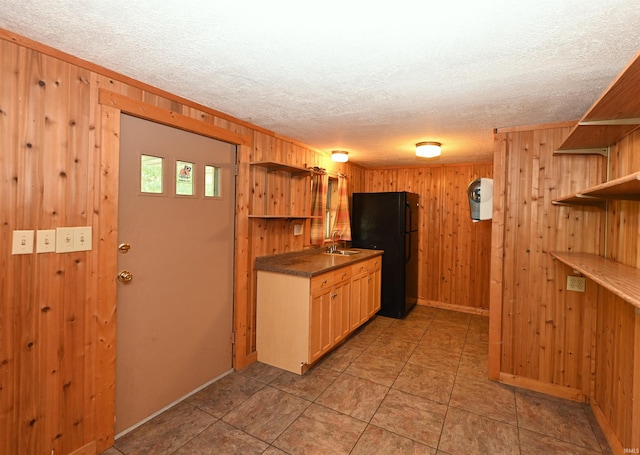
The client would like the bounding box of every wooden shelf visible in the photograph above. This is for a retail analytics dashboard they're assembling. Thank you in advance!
[550,251,640,309]
[248,215,314,219]
[552,171,640,206]
[556,50,640,153]
[249,161,311,176]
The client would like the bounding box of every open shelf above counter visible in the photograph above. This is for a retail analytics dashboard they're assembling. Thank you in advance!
[552,171,640,206]
[550,251,640,310]
[249,161,311,175]
[556,50,640,154]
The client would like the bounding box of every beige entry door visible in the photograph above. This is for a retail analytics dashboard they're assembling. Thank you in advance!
[116,114,236,434]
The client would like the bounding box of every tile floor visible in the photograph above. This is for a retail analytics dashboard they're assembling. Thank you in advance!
[102,306,613,455]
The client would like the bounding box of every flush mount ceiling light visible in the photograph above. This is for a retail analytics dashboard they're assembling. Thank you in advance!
[331,150,349,162]
[416,141,441,158]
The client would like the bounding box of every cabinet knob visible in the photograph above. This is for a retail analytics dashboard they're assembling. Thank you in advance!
[322,279,328,285]
[332,293,338,298]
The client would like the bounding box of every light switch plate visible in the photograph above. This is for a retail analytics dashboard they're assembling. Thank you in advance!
[12,230,35,255]
[36,229,56,253]
[56,227,75,253]
[293,224,303,236]
[74,226,92,251]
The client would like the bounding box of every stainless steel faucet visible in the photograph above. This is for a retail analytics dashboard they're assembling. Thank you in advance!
[330,229,342,253]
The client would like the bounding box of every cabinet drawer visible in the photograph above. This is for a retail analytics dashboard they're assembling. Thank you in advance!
[351,257,381,276]
[311,267,352,294]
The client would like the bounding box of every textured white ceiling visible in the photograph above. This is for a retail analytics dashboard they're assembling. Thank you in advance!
[2,1,640,167]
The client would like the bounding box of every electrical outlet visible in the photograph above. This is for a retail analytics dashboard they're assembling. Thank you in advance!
[12,230,35,255]
[36,229,56,253]
[567,276,586,292]
[293,224,303,236]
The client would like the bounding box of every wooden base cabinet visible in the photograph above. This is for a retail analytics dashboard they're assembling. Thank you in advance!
[257,256,380,374]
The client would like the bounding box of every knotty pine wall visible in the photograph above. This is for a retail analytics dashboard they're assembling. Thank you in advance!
[364,164,493,313]
[0,30,364,455]
[491,124,640,451]
[595,129,640,451]
[1,28,501,455]
[491,124,605,398]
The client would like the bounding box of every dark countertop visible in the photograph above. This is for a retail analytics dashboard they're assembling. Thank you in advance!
[255,247,383,278]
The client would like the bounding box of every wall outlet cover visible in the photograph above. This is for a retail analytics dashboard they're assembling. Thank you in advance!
[566,275,586,292]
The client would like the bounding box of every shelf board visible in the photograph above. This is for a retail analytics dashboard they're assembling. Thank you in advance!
[552,171,640,206]
[249,214,312,219]
[557,49,640,152]
[550,251,640,310]
[249,161,310,175]
[551,194,606,208]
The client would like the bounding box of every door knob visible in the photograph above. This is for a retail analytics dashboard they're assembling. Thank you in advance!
[117,270,133,283]
[118,243,131,253]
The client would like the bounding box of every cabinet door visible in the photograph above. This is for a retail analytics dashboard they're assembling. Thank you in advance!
[310,287,332,363]
[332,280,351,344]
[367,267,382,317]
[350,274,366,331]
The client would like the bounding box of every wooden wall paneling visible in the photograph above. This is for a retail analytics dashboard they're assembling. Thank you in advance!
[488,131,505,378]
[362,164,492,312]
[424,167,443,304]
[493,124,604,397]
[633,309,640,450]
[0,39,17,455]
[94,104,120,451]
[594,292,635,448]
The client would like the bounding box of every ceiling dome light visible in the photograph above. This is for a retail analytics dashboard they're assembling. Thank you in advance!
[331,150,349,162]
[416,141,441,158]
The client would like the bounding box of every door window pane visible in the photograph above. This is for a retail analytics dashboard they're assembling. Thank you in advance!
[141,154,163,194]
[204,165,221,198]
[176,160,194,196]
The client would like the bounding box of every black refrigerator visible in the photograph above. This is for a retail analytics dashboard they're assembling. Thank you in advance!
[351,191,419,319]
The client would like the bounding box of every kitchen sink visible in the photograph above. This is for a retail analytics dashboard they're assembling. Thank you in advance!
[325,249,361,256]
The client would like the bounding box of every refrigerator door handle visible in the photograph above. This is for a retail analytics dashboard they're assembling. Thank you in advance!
[405,232,411,264]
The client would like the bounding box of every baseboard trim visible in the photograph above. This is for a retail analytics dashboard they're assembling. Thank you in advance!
[419,299,489,316]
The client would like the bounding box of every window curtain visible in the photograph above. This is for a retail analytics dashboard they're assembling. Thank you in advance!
[332,175,352,241]
[310,172,327,245]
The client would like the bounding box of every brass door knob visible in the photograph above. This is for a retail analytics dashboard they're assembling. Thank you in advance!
[118,243,131,253]
[117,270,133,283]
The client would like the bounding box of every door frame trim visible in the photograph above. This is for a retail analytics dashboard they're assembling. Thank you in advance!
[97,90,252,448]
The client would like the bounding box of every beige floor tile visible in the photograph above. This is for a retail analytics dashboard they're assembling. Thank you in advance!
[342,330,378,350]
[419,330,466,353]
[114,402,216,455]
[364,336,417,362]
[274,403,367,455]
[380,322,427,343]
[344,351,405,386]
[516,390,601,451]
[393,363,455,404]
[185,373,265,418]
[449,377,517,425]
[237,361,285,384]
[407,344,461,374]
[370,389,447,448]
[316,374,389,421]
[456,351,489,382]
[316,345,362,372]
[438,407,519,455]
[518,428,603,455]
[461,338,489,356]
[222,386,310,443]
[262,447,289,455]
[269,366,339,401]
[174,420,268,454]
[351,424,437,455]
